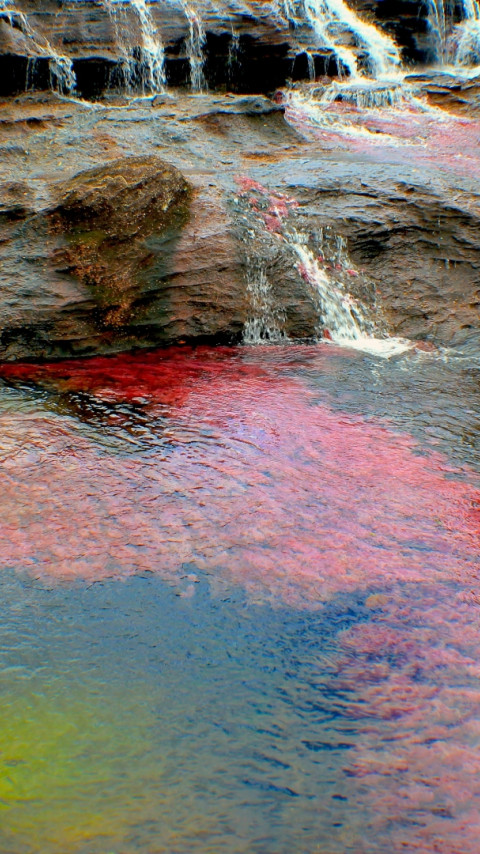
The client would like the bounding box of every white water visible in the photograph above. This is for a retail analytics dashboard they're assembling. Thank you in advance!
[292,237,411,356]
[104,0,166,93]
[427,0,480,67]
[183,3,207,92]
[244,266,287,343]
[281,0,401,79]
[0,0,76,94]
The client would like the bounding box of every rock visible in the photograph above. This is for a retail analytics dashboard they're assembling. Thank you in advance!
[1,90,480,361]
[0,0,440,98]
[406,71,480,114]
[0,156,195,360]
[0,181,34,219]
[281,164,480,346]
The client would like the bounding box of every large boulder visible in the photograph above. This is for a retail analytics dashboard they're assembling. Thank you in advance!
[0,155,197,360]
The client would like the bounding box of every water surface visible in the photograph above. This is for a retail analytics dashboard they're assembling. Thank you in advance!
[1,342,480,853]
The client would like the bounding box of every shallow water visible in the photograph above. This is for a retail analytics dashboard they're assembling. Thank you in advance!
[1,342,480,853]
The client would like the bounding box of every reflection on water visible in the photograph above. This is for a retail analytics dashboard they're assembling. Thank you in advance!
[1,343,480,852]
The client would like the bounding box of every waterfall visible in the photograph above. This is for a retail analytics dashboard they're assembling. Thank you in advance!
[183,3,207,92]
[104,0,166,93]
[426,0,449,64]
[427,0,480,66]
[292,234,371,341]
[0,0,76,94]
[281,0,402,79]
[236,177,411,356]
[243,264,287,343]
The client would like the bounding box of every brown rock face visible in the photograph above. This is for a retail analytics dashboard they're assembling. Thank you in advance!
[0,155,196,360]
[50,156,190,333]
[0,0,440,98]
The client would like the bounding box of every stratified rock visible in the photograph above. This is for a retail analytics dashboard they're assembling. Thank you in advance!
[0,0,439,98]
[0,156,195,360]
[406,71,480,114]
[0,181,34,219]
[284,164,480,346]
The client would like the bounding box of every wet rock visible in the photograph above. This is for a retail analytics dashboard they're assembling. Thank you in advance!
[406,71,480,114]
[0,156,194,360]
[1,91,480,360]
[286,166,480,346]
[0,0,437,98]
[0,181,34,219]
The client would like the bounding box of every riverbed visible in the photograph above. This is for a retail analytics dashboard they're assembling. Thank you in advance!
[1,341,479,853]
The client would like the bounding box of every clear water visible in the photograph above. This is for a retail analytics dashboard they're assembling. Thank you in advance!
[1,342,480,853]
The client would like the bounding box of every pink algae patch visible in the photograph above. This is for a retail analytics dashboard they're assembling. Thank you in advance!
[285,95,480,180]
[0,345,479,606]
[333,588,480,852]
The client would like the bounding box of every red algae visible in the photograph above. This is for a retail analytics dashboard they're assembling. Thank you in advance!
[333,587,480,852]
[2,344,480,852]
[285,95,480,180]
[0,346,479,607]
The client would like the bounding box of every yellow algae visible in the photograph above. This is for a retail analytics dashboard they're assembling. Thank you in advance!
[0,679,159,852]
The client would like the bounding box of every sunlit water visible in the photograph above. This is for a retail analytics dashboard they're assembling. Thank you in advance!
[1,342,480,853]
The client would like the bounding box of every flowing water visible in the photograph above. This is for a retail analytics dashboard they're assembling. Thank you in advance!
[427,0,480,66]
[0,0,76,94]
[2,2,480,852]
[1,342,480,853]
[105,0,166,93]
[281,0,401,78]
[183,2,208,92]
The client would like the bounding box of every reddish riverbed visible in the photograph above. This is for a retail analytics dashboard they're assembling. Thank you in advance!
[1,343,480,853]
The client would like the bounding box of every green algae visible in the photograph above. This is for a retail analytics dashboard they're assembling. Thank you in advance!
[0,678,160,853]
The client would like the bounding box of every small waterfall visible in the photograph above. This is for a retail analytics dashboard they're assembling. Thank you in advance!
[282,0,402,79]
[183,4,207,92]
[243,263,287,343]
[427,0,480,66]
[235,177,411,356]
[0,0,76,94]
[105,0,166,93]
[292,235,371,341]
[426,0,449,64]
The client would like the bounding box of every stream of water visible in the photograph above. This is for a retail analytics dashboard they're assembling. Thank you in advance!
[1,343,480,853]
[1,2,480,852]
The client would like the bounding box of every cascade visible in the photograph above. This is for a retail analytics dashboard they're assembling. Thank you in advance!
[281,0,402,79]
[427,0,480,66]
[243,264,287,343]
[104,0,166,93]
[236,179,411,356]
[290,231,411,355]
[183,3,207,92]
[0,0,76,94]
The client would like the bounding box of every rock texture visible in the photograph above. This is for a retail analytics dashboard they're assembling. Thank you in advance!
[1,81,480,360]
[0,155,195,359]
[289,171,480,345]
[0,0,441,98]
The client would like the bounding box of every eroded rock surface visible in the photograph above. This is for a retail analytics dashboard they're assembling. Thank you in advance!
[0,155,195,359]
[1,86,480,360]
